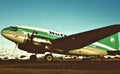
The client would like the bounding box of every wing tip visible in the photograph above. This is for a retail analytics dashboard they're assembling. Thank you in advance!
[112,24,120,26]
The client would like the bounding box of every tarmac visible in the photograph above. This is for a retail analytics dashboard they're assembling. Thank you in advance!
[0,59,120,74]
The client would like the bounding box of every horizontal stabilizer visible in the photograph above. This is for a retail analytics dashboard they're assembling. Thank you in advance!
[51,24,120,51]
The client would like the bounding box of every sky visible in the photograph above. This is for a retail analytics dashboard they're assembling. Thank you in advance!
[0,0,120,50]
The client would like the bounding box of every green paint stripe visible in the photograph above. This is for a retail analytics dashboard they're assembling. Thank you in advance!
[18,27,60,40]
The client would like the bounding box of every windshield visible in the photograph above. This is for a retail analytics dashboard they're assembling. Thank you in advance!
[10,26,18,31]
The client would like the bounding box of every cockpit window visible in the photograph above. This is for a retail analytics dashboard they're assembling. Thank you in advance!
[10,26,18,31]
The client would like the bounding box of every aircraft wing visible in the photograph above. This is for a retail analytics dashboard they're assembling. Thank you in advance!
[51,24,120,51]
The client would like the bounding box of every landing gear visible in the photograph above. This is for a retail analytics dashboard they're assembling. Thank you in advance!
[45,54,53,62]
[30,55,37,61]
[29,54,53,62]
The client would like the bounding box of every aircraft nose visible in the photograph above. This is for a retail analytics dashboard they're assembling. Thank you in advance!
[1,27,26,43]
[1,29,10,38]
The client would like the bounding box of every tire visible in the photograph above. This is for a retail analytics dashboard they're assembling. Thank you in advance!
[30,55,37,61]
[45,54,53,62]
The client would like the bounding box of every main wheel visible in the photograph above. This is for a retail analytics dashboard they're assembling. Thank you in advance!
[45,54,53,62]
[30,55,37,61]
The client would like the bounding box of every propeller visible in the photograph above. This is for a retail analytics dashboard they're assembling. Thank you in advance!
[27,31,38,41]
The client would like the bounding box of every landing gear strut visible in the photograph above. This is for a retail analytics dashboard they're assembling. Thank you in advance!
[30,55,37,61]
[45,54,53,62]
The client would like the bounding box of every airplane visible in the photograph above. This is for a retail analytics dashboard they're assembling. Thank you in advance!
[1,24,120,61]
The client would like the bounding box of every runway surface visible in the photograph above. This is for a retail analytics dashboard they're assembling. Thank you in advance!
[0,59,120,74]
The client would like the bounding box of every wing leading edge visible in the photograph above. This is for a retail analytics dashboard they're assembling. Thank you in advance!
[51,24,120,51]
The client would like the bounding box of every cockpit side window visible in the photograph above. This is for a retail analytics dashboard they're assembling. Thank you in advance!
[10,26,18,31]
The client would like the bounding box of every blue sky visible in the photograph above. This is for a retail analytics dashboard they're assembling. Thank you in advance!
[0,0,120,49]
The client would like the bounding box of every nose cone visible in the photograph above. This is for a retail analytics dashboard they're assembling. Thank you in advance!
[1,28,15,42]
[1,27,25,43]
[1,27,15,41]
[1,28,9,38]
[1,29,4,36]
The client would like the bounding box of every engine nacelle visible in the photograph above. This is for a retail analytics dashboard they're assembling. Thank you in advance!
[18,35,53,53]
[32,37,52,46]
[18,37,52,53]
[18,42,46,53]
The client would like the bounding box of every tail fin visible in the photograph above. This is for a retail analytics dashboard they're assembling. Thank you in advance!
[89,33,119,51]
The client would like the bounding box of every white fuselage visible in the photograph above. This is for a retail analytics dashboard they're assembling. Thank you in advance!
[1,26,107,56]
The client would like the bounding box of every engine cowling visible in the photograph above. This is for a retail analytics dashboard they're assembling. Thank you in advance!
[18,37,52,53]
[18,42,45,53]
[32,37,52,46]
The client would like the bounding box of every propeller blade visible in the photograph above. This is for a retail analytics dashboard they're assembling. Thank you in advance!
[27,31,38,40]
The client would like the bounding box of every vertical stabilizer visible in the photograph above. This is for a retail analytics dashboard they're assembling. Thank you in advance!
[89,33,119,51]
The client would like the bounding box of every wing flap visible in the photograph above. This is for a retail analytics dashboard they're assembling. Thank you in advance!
[51,24,120,51]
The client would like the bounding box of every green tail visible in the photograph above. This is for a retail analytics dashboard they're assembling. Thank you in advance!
[89,33,119,51]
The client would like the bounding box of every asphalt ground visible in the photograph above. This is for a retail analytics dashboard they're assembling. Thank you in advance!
[0,59,120,74]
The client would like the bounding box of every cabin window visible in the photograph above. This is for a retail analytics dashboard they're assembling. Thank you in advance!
[61,34,63,36]
[34,31,38,34]
[49,31,54,35]
[64,35,67,37]
[55,33,59,36]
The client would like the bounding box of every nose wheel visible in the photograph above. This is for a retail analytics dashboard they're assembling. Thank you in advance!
[45,54,53,62]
